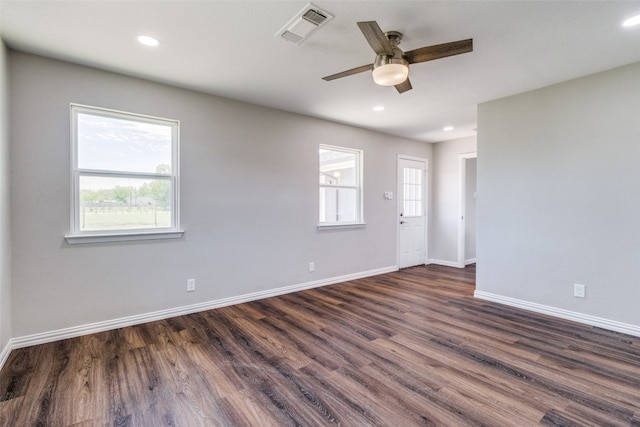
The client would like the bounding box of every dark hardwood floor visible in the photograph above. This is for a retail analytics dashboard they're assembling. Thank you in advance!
[1,264,639,426]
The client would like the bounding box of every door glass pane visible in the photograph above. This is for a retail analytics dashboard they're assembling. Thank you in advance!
[403,167,423,217]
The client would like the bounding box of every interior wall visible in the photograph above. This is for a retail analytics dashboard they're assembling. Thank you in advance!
[477,61,640,328]
[8,51,431,338]
[464,157,477,263]
[429,136,477,265]
[0,41,12,352]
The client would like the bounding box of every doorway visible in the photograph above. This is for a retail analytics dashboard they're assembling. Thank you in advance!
[458,153,477,267]
[397,156,427,268]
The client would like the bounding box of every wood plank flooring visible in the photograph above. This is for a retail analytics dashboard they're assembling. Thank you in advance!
[1,264,639,426]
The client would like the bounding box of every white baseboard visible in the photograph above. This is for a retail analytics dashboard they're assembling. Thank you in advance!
[427,259,464,268]
[4,266,398,362]
[474,290,640,338]
[465,258,477,265]
[0,339,11,371]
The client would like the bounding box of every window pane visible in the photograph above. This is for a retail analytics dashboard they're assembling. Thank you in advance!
[79,175,172,231]
[319,148,356,186]
[405,201,415,217]
[77,113,172,173]
[403,167,423,217]
[319,145,362,225]
[319,187,357,223]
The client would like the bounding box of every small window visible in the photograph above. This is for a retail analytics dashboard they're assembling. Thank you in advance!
[403,167,423,217]
[67,104,181,243]
[319,145,363,226]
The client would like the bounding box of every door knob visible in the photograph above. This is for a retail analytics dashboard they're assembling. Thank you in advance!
[400,220,406,224]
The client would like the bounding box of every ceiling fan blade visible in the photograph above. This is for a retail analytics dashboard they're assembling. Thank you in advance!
[357,21,394,56]
[395,78,412,94]
[404,39,473,64]
[322,64,373,81]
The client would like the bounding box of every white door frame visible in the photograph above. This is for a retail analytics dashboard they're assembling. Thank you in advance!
[397,155,429,267]
[457,152,477,268]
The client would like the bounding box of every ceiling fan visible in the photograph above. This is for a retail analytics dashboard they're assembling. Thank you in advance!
[322,21,473,94]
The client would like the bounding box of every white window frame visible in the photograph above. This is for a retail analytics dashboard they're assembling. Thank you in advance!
[65,104,183,244]
[318,144,365,229]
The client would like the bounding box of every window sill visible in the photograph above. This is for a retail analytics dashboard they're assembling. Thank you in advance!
[65,230,184,245]
[317,222,366,230]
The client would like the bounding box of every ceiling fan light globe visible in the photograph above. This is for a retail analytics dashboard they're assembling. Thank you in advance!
[372,56,409,86]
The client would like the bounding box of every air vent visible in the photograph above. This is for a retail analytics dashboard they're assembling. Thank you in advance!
[302,9,327,25]
[276,3,334,44]
[280,31,304,43]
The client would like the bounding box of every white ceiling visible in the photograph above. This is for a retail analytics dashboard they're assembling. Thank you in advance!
[1,1,640,143]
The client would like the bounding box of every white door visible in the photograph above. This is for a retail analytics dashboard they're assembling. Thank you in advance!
[397,157,427,268]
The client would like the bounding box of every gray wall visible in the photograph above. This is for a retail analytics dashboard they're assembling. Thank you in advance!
[429,136,477,265]
[0,41,11,351]
[8,51,431,337]
[477,62,640,327]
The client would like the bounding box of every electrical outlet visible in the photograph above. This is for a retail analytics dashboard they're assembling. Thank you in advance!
[187,278,196,292]
[573,283,585,298]
[309,262,315,272]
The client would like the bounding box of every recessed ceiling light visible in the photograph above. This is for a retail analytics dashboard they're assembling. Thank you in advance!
[443,126,454,131]
[372,106,385,112]
[137,35,160,47]
[623,14,640,27]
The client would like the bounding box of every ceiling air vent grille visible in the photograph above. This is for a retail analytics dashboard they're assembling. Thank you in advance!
[276,3,333,44]
[302,9,327,26]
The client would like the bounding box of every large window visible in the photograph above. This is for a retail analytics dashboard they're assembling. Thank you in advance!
[67,104,181,243]
[319,145,363,226]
